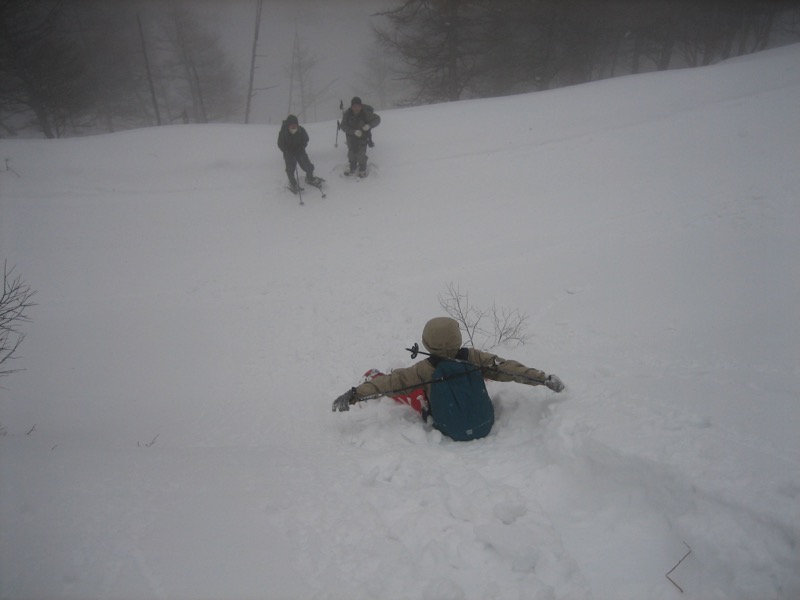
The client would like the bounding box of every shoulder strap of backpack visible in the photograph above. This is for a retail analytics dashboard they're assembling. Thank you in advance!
[357,349,477,403]
[427,347,470,368]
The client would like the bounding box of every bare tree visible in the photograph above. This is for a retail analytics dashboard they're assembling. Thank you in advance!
[0,0,91,138]
[375,0,488,105]
[359,50,397,109]
[438,283,530,350]
[69,2,149,133]
[285,28,336,121]
[1,0,245,136]
[157,2,241,124]
[245,0,264,124]
[375,0,800,102]
[137,12,162,125]
[0,262,36,379]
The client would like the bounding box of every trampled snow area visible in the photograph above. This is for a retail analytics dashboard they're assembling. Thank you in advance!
[2,44,799,600]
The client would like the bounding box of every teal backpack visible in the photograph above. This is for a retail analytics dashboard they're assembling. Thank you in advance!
[428,350,495,441]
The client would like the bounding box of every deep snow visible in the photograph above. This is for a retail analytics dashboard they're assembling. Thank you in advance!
[1,44,799,600]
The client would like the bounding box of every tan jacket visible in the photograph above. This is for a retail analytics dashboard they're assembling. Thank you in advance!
[353,317,547,401]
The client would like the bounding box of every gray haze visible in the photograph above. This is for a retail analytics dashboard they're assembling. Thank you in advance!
[195,0,395,125]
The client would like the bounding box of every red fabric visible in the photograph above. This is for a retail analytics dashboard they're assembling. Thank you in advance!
[362,369,428,414]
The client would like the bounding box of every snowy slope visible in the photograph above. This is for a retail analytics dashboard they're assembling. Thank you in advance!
[1,44,799,600]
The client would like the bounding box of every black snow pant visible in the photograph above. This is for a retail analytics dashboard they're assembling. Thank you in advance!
[284,151,314,185]
[346,138,369,172]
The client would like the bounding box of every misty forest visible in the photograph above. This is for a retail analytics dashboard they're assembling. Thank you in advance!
[1,0,800,138]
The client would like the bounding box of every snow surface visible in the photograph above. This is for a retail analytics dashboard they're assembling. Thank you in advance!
[2,44,799,600]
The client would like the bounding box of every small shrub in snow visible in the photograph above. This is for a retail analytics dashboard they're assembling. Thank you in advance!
[0,262,36,378]
[439,282,530,350]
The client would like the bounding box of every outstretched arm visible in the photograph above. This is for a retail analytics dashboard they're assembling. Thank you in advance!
[332,362,431,412]
[353,361,429,400]
[469,349,563,391]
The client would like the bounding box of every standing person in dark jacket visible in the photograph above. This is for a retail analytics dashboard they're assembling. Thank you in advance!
[277,114,319,192]
[339,97,380,177]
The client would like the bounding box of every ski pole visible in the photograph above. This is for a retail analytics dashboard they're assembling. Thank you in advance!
[351,343,549,407]
[406,343,547,386]
[335,99,344,147]
[295,166,303,205]
[406,342,430,359]
[352,367,481,404]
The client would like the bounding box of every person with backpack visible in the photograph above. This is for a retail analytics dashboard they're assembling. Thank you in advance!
[339,96,380,177]
[331,317,565,441]
[277,114,320,192]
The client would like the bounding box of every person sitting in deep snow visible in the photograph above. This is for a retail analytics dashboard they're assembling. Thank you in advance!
[332,317,564,441]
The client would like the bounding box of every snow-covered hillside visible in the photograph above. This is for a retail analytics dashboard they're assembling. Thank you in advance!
[1,44,799,600]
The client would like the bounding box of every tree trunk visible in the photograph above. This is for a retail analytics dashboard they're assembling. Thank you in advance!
[137,14,161,126]
[244,0,263,124]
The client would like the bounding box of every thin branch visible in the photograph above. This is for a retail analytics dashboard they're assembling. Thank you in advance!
[438,283,530,350]
[3,158,21,177]
[138,434,159,447]
[666,542,692,593]
[1,262,37,378]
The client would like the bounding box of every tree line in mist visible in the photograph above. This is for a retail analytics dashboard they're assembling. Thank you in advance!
[375,0,800,105]
[0,0,240,138]
[2,0,799,138]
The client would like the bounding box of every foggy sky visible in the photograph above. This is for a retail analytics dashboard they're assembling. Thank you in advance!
[195,0,394,125]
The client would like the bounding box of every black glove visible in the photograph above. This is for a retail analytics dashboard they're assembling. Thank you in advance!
[332,388,357,412]
[544,374,564,393]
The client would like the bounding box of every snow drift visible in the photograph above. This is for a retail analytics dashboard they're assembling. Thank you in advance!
[1,44,799,600]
